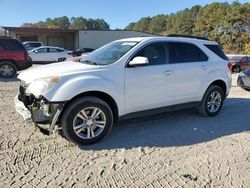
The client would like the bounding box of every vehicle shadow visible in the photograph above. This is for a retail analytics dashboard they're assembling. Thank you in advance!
[0,75,19,82]
[81,97,250,150]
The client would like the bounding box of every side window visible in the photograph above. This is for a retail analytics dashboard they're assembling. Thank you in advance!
[0,39,25,51]
[36,48,47,53]
[57,49,64,52]
[132,43,167,66]
[169,42,208,63]
[204,44,228,60]
[49,48,59,53]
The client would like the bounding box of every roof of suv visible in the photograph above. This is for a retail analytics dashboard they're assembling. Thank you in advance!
[118,36,217,45]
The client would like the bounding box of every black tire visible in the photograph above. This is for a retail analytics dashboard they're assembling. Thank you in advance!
[58,57,66,62]
[0,62,17,78]
[61,96,113,145]
[198,85,225,117]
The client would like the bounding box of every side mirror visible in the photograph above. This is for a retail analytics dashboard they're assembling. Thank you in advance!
[34,50,38,53]
[129,56,149,67]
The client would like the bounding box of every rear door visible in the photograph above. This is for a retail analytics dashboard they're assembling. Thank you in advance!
[169,42,209,105]
[48,48,60,61]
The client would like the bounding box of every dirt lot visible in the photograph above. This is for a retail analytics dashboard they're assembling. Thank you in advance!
[0,72,249,188]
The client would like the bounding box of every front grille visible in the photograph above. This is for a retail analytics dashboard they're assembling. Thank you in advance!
[242,77,250,86]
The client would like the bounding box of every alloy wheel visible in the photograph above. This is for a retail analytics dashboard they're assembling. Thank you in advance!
[0,64,15,77]
[207,91,222,113]
[73,107,106,139]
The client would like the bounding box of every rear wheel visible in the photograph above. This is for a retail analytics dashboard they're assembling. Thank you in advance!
[61,97,113,145]
[198,85,225,117]
[58,57,66,62]
[0,62,17,78]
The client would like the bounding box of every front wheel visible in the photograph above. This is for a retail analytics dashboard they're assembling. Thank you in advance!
[198,85,225,117]
[61,97,113,145]
[0,62,17,78]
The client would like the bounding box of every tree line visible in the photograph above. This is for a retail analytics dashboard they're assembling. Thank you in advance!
[21,16,110,30]
[125,2,250,54]
[20,2,250,54]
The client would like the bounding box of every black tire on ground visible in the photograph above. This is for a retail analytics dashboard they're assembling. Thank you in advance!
[0,62,17,78]
[197,85,225,117]
[58,58,66,62]
[61,96,113,145]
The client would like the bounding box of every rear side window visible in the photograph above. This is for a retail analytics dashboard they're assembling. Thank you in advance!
[205,44,228,61]
[169,42,208,63]
[49,48,59,52]
[0,39,25,51]
[57,49,64,52]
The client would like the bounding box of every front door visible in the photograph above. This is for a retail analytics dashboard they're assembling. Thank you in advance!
[125,42,175,114]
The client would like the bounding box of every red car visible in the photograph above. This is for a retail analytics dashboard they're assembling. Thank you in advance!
[227,55,250,73]
[0,37,32,78]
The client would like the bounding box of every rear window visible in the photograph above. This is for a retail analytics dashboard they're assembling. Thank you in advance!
[169,42,208,63]
[205,44,228,61]
[0,39,25,51]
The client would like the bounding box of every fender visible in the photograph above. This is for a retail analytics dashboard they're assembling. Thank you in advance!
[43,74,125,115]
[201,69,231,98]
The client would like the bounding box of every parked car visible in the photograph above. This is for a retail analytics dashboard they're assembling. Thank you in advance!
[28,46,72,63]
[66,52,91,62]
[0,37,31,77]
[15,36,232,145]
[237,69,250,91]
[227,55,250,73]
[22,41,43,51]
[72,48,95,57]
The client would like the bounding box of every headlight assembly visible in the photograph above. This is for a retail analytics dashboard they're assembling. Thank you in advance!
[26,76,60,98]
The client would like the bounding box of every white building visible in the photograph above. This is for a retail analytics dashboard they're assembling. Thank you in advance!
[3,27,157,50]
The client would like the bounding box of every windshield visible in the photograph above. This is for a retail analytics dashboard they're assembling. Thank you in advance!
[80,41,138,65]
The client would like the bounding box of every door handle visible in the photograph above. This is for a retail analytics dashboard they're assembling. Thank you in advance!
[201,65,208,70]
[163,70,173,76]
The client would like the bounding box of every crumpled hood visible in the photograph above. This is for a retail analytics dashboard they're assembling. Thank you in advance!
[18,61,99,84]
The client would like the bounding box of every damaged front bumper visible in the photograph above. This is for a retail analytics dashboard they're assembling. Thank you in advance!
[14,91,64,134]
[14,95,31,120]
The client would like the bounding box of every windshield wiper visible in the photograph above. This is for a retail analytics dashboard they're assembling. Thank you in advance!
[81,60,97,65]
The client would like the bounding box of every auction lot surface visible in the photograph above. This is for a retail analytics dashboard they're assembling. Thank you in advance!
[0,73,249,188]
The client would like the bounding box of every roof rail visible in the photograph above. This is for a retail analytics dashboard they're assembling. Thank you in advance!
[166,34,210,41]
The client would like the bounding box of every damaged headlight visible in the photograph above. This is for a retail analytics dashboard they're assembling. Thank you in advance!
[26,76,60,98]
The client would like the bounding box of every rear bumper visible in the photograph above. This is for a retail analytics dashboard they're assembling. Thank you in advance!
[14,95,31,120]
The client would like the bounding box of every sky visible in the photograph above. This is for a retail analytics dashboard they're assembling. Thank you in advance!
[0,0,249,29]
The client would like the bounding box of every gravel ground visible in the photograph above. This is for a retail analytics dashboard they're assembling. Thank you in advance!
[0,72,249,188]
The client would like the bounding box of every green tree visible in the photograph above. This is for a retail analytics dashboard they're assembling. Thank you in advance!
[133,17,152,32]
[69,17,88,29]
